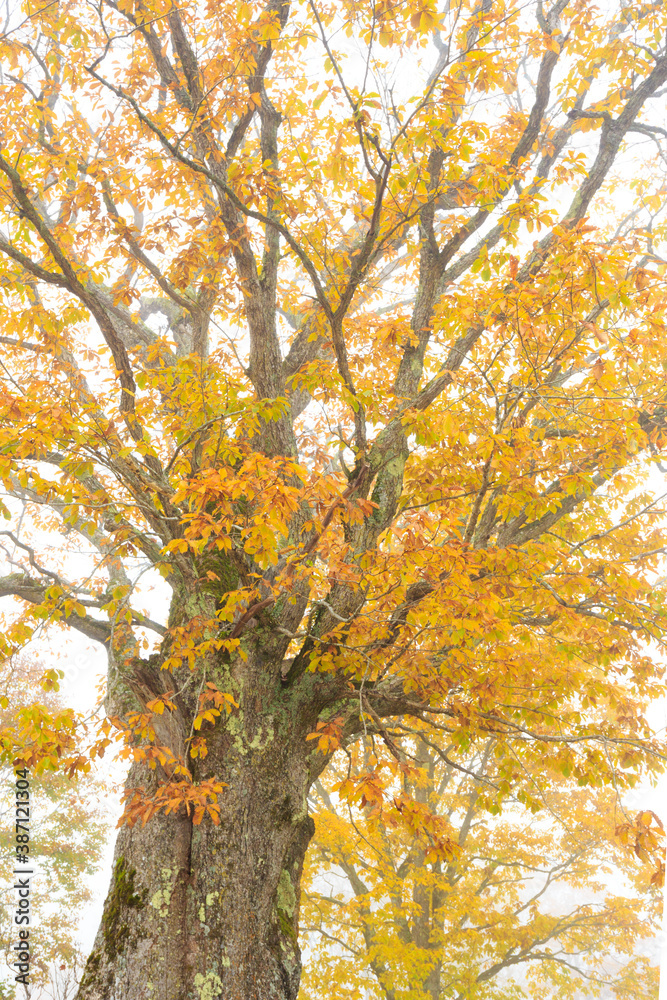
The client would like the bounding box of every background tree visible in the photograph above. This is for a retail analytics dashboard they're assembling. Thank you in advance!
[300,736,662,1000]
[0,1,666,998]
[0,657,107,1000]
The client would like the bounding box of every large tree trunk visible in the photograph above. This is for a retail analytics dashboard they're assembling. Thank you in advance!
[77,637,323,1000]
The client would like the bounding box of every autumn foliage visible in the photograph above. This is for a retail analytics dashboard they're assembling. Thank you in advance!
[0,658,107,1000]
[0,0,666,997]
[301,737,663,999]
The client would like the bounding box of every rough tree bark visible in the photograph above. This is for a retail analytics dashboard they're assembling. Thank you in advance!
[78,585,342,1000]
[79,660,322,1000]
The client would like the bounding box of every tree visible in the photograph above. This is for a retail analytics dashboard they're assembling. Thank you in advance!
[0,656,107,1000]
[0,0,666,997]
[300,736,662,1000]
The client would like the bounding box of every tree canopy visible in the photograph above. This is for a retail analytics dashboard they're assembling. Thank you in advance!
[0,0,666,997]
[0,657,107,1000]
[301,736,661,1000]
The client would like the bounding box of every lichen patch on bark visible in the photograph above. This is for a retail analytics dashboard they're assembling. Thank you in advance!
[194,971,223,999]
